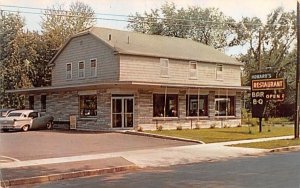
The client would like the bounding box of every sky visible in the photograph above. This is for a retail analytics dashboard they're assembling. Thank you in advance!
[0,0,296,55]
[0,0,296,30]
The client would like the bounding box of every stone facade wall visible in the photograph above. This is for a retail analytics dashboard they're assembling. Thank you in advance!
[208,91,215,117]
[135,89,153,127]
[235,92,242,118]
[24,87,242,131]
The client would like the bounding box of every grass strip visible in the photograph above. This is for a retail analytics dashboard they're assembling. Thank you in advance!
[146,126,293,143]
[231,139,300,149]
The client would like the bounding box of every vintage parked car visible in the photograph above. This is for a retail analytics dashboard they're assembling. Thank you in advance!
[0,110,54,132]
[0,109,15,118]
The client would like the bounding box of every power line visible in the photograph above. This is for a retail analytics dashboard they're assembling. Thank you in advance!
[1,9,128,22]
[1,8,295,33]
[0,9,238,30]
[0,4,295,28]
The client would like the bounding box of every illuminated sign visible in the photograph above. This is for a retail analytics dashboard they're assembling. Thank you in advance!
[252,78,285,91]
[250,73,285,118]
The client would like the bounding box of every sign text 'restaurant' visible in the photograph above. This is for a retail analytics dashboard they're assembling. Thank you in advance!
[252,78,285,91]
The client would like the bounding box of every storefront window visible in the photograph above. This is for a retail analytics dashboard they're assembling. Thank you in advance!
[41,95,46,112]
[215,96,235,116]
[79,95,97,117]
[29,96,34,110]
[186,95,208,116]
[153,94,178,117]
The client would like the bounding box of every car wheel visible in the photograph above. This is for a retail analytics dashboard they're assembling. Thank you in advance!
[46,121,53,130]
[22,125,29,132]
[1,129,8,132]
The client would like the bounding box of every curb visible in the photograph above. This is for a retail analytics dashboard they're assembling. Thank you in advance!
[0,165,138,187]
[124,131,205,144]
[269,145,300,153]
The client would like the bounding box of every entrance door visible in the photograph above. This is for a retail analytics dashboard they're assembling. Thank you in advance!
[112,97,134,128]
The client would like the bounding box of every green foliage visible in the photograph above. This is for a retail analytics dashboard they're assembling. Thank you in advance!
[239,8,296,115]
[41,1,96,50]
[128,2,244,50]
[249,118,259,127]
[266,117,291,125]
[0,1,96,108]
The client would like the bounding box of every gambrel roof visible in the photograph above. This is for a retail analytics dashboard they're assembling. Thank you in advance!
[50,27,242,66]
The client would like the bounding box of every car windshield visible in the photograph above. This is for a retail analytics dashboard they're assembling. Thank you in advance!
[7,112,23,117]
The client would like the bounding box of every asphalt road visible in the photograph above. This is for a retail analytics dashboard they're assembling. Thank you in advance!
[33,151,300,188]
[0,130,192,161]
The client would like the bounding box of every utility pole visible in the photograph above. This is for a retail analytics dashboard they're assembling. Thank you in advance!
[295,1,300,139]
[258,29,263,133]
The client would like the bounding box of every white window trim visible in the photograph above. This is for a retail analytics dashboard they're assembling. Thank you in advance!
[160,58,169,78]
[90,58,97,77]
[189,61,198,79]
[66,63,72,80]
[78,61,85,79]
[216,64,223,81]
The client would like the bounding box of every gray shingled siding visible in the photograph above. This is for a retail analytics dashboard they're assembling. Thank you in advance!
[52,34,119,87]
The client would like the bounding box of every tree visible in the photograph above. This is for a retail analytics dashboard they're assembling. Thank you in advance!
[239,8,296,116]
[128,2,245,50]
[0,1,97,108]
[41,1,96,50]
[0,11,30,108]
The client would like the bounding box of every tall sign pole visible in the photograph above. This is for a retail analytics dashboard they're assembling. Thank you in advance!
[295,1,300,139]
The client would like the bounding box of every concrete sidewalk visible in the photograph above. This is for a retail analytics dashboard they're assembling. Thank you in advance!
[0,135,294,187]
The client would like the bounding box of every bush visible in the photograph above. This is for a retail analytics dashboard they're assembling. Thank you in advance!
[136,126,143,132]
[249,118,258,127]
[224,124,231,128]
[210,124,216,129]
[268,117,290,125]
[176,125,183,130]
[157,125,163,131]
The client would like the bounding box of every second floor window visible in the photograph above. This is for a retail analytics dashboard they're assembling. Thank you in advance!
[216,64,223,80]
[66,63,72,80]
[90,59,97,77]
[189,61,197,79]
[160,58,169,77]
[78,61,85,78]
